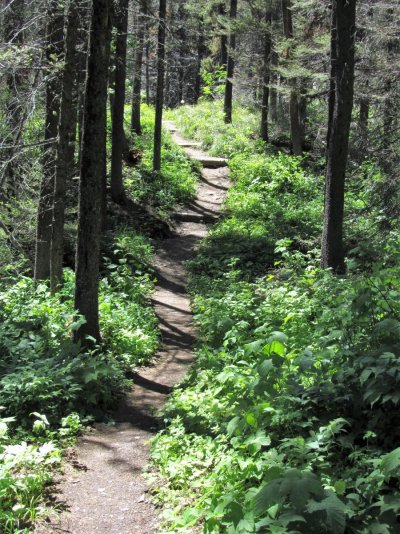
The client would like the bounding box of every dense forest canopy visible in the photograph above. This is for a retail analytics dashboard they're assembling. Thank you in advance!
[0,0,399,532]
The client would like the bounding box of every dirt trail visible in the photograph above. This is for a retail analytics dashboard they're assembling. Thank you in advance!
[35,125,230,534]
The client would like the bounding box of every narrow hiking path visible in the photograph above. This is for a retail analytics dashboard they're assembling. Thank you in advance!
[35,125,230,534]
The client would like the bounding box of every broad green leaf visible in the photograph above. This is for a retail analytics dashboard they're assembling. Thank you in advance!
[334,480,346,496]
[366,522,391,534]
[245,413,257,428]
[373,319,400,336]
[307,492,346,534]
[243,430,271,452]
[381,447,400,476]
[263,340,285,357]
[269,331,288,344]
[225,501,243,527]
[254,479,282,515]
[264,466,284,483]
[244,340,264,356]
[69,316,87,331]
[279,470,324,512]
[258,359,274,377]
[227,416,240,436]
[279,511,307,527]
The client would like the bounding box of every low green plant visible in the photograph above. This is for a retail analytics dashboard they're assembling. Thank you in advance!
[0,228,158,425]
[0,416,60,533]
[150,102,400,533]
[200,59,226,99]
[123,104,198,217]
[0,228,159,529]
[168,100,261,158]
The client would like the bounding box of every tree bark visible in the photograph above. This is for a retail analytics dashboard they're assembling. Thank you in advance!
[269,51,278,123]
[194,27,205,104]
[144,31,150,104]
[382,79,393,152]
[110,0,129,203]
[34,1,64,280]
[321,0,356,274]
[223,0,237,124]
[217,2,228,69]
[75,0,111,346]
[152,0,167,172]
[358,96,369,144]
[326,4,337,151]
[131,0,147,135]
[176,3,186,106]
[76,31,89,171]
[2,0,25,193]
[50,0,80,293]
[261,10,272,143]
[281,0,303,155]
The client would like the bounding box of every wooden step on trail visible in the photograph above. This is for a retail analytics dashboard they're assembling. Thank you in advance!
[163,120,177,132]
[176,140,202,148]
[163,120,228,169]
[191,155,228,169]
[174,211,217,224]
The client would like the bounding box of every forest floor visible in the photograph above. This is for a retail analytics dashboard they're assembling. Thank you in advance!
[34,124,230,534]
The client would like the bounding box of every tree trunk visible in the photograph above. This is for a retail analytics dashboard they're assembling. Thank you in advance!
[298,81,307,145]
[34,1,64,280]
[76,3,91,172]
[194,27,205,104]
[223,0,237,124]
[111,0,129,203]
[131,0,147,135]
[75,0,111,346]
[260,10,272,143]
[358,97,369,144]
[176,3,186,106]
[145,33,150,104]
[326,4,337,151]
[321,0,356,274]
[382,79,393,152]
[50,0,80,293]
[281,0,303,155]
[217,2,228,69]
[152,0,167,172]
[269,51,278,123]
[101,9,113,230]
[2,0,25,193]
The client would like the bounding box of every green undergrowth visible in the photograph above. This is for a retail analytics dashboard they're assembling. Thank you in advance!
[0,102,197,531]
[0,228,158,532]
[150,103,400,532]
[166,101,261,159]
[0,104,198,282]
[120,104,198,218]
[169,101,390,270]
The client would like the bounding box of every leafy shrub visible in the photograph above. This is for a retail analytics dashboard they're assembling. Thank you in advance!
[0,414,85,533]
[123,104,198,216]
[168,100,261,158]
[99,230,159,366]
[150,102,400,532]
[0,227,160,530]
[152,251,400,532]
[0,229,158,425]
[188,152,323,282]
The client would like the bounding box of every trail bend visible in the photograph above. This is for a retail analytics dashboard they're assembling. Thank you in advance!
[35,123,230,534]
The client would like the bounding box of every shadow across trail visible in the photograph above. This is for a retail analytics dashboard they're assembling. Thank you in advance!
[34,121,230,534]
[127,372,172,396]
